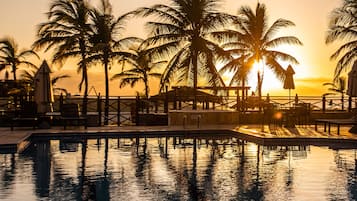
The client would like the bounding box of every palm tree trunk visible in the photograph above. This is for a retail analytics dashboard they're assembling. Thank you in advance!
[257,71,263,111]
[82,67,88,116]
[80,43,88,116]
[144,73,149,99]
[104,53,109,125]
[192,50,198,110]
[144,75,149,114]
[242,79,245,111]
[12,64,17,81]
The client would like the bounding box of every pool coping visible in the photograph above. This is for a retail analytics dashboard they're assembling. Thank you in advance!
[1,125,357,153]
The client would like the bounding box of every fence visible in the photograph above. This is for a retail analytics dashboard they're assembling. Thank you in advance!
[0,94,355,126]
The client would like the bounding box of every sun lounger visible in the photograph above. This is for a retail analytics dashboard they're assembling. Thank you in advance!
[315,118,357,135]
[11,101,38,130]
[60,103,87,129]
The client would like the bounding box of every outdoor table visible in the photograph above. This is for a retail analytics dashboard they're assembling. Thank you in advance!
[280,106,298,128]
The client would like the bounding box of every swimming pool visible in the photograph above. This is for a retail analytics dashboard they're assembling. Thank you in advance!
[0,136,356,200]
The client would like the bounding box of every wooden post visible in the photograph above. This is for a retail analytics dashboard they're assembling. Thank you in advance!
[173,88,177,110]
[341,96,344,111]
[146,97,149,114]
[135,95,140,125]
[236,90,240,111]
[59,93,64,112]
[155,101,158,113]
[164,86,168,113]
[322,95,326,112]
[97,94,102,126]
[348,96,352,112]
[117,96,121,126]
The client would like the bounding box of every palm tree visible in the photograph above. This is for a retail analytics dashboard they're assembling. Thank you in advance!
[133,0,233,109]
[323,77,346,110]
[0,37,39,81]
[88,0,138,125]
[33,0,92,115]
[326,0,357,81]
[21,67,70,95]
[212,3,302,100]
[111,39,164,99]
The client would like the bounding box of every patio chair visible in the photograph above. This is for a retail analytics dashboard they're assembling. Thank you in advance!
[263,103,283,127]
[11,101,38,130]
[60,103,87,129]
[294,103,311,126]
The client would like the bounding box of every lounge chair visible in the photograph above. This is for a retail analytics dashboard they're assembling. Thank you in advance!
[11,101,38,131]
[60,103,87,129]
[315,118,357,135]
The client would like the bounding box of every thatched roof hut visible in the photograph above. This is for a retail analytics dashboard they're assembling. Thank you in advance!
[151,86,222,103]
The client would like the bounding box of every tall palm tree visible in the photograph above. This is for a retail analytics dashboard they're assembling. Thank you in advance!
[0,37,39,81]
[88,0,137,125]
[213,3,302,100]
[111,39,164,99]
[133,0,233,109]
[33,0,92,115]
[326,0,357,81]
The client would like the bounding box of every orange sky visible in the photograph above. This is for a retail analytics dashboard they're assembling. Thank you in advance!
[0,0,344,97]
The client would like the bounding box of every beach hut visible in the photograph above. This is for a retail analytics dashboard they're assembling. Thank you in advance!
[151,86,222,103]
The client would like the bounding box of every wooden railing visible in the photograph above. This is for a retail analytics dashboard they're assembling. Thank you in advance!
[0,94,355,126]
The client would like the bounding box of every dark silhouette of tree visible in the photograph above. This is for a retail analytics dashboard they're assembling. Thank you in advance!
[132,0,233,109]
[87,0,137,125]
[212,3,302,100]
[111,39,164,99]
[323,77,346,110]
[326,0,357,81]
[0,37,39,81]
[33,0,92,115]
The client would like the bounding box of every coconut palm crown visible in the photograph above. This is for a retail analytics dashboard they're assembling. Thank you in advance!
[0,37,39,81]
[133,0,234,109]
[111,39,164,99]
[33,0,92,114]
[326,0,357,81]
[213,3,302,98]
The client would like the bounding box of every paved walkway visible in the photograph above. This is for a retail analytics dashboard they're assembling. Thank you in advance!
[1,124,357,153]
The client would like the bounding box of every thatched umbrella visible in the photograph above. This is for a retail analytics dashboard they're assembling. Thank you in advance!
[151,86,222,103]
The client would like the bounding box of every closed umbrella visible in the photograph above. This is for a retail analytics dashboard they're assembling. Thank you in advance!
[347,61,357,97]
[34,60,54,113]
[283,65,295,106]
[347,61,357,133]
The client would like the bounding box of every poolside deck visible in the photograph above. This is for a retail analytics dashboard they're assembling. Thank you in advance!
[0,124,357,153]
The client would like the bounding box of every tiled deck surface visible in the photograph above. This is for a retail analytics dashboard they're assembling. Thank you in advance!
[1,124,357,152]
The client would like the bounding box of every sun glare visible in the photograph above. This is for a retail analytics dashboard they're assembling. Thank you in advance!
[248,60,285,95]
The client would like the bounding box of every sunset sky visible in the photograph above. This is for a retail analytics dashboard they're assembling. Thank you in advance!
[0,0,345,97]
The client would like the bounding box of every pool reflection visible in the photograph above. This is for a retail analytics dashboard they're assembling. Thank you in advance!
[0,137,356,200]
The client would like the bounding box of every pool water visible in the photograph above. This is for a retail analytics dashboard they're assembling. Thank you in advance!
[0,137,356,201]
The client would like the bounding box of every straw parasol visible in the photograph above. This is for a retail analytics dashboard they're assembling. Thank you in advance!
[283,65,295,106]
[151,86,222,103]
[34,60,54,113]
[347,61,357,133]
